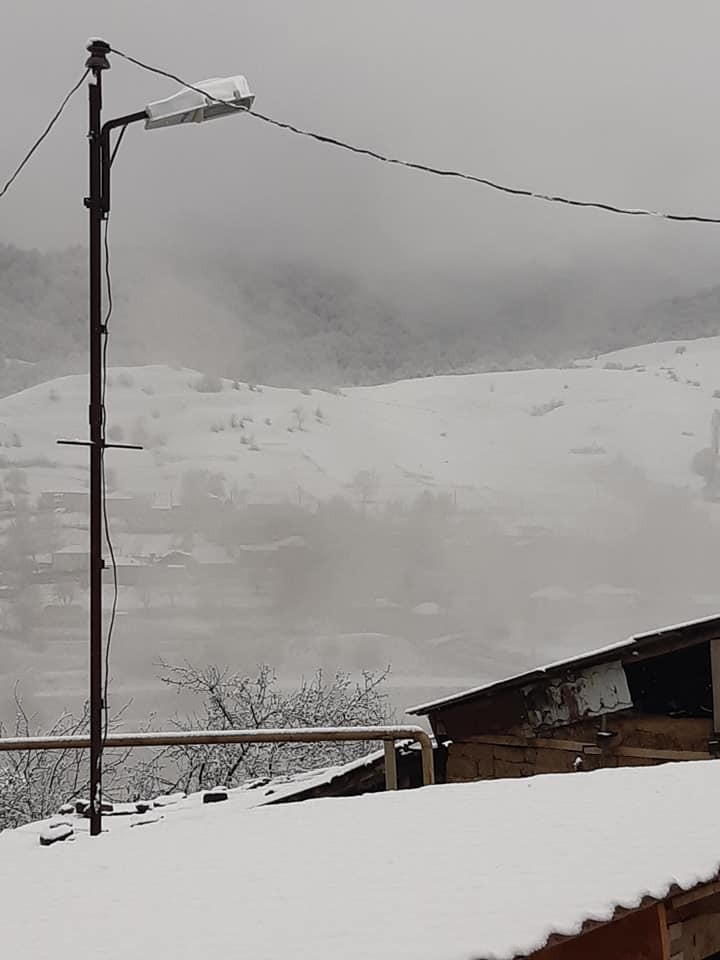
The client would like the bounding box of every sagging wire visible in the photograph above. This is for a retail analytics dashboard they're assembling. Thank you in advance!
[0,69,89,199]
[109,46,720,225]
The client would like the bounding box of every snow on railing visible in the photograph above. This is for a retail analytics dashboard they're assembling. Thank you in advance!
[0,725,435,791]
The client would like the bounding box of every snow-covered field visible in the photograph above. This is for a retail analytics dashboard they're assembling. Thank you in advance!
[4,759,720,960]
[0,335,717,531]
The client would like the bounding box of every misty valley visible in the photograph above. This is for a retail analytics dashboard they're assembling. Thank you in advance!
[1,339,719,738]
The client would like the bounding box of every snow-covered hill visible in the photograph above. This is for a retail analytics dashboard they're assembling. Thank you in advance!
[0,336,717,532]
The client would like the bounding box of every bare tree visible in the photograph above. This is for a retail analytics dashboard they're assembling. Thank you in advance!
[154,662,393,794]
[0,690,139,830]
[351,468,379,511]
[291,405,306,431]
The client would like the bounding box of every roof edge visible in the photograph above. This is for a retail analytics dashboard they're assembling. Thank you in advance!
[407,613,720,716]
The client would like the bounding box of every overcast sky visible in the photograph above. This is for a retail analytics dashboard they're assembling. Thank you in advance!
[4,1,720,287]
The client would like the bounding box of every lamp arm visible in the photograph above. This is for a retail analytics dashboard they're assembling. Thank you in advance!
[100,110,147,215]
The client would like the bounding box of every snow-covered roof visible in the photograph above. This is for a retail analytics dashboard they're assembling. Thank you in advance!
[407,613,720,715]
[4,760,720,960]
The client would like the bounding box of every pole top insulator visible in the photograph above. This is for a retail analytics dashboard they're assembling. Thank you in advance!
[85,38,111,70]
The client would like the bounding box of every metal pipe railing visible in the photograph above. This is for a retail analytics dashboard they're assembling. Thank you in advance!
[0,725,435,789]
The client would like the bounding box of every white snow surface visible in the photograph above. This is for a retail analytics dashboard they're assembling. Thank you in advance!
[4,335,720,532]
[3,760,720,959]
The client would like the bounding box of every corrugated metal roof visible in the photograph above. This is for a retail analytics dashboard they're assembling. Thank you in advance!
[407,613,720,716]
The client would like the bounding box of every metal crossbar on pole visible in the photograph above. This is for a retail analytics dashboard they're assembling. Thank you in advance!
[0,725,435,788]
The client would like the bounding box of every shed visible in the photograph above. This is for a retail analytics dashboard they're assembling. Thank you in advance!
[408,614,720,783]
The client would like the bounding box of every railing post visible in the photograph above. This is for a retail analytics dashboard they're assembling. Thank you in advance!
[384,740,398,790]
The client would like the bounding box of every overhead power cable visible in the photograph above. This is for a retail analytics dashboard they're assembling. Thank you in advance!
[110,46,720,225]
[100,212,119,751]
[99,123,132,753]
[0,69,89,199]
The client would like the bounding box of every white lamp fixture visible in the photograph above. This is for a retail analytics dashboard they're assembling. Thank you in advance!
[145,75,254,130]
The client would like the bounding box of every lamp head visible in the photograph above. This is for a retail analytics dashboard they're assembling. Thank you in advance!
[144,76,254,130]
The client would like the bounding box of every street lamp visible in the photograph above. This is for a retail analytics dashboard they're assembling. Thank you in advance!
[82,38,253,836]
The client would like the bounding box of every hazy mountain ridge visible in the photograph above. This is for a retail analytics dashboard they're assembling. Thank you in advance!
[2,243,720,396]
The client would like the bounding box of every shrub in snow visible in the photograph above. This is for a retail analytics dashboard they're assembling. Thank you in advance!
[265,417,272,426]
[714,390,720,399]
[300,386,312,396]
[210,421,226,433]
[676,345,687,354]
[291,406,306,431]
[691,447,718,483]
[116,372,135,387]
[194,373,223,393]
[529,399,564,417]
[141,384,155,395]
[351,469,379,507]
[47,387,60,402]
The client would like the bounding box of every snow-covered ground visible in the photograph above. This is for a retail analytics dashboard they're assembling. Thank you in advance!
[0,335,717,532]
[4,759,720,960]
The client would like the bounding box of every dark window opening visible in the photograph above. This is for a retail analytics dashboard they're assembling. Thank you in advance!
[624,642,712,717]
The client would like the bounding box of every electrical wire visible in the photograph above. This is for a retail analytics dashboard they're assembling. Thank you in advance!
[99,134,124,749]
[109,47,720,225]
[0,69,89,199]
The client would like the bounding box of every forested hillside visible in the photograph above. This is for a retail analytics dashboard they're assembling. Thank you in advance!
[2,242,719,395]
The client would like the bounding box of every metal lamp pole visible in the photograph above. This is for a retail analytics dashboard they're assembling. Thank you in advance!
[84,38,111,837]
[73,39,253,836]
[79,39,144,837]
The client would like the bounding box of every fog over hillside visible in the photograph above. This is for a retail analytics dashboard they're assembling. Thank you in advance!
[0,337,719,731]
[3,241,720,398]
